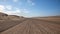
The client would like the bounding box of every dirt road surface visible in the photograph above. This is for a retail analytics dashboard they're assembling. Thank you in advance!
[0,18,60,34]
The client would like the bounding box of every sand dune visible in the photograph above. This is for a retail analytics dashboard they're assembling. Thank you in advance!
[0,13,60,34]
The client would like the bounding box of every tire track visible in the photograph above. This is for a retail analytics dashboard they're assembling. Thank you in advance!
[32,19,60,34]
[0,18,60,34]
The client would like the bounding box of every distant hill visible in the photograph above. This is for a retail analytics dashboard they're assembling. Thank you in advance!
[0,12,24,20]
[32,16,60,18]
[0,12,8,16]
[32,16,60,22]
[0,12,8,20]
[0,12,25,33]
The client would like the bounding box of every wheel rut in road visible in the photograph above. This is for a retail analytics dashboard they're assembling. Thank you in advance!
[0,18,60,34]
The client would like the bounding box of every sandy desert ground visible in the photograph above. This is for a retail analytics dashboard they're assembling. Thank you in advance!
[0,13,60,34]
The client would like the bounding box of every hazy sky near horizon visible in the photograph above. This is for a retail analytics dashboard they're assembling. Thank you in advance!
[0,0,60,17]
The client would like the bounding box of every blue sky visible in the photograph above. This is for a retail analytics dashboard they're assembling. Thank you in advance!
[0,0,60,17]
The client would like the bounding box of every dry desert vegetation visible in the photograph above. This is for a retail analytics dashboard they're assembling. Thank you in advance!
[0,12,60,34]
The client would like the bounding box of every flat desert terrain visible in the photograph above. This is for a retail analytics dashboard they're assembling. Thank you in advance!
[0,13,60,34]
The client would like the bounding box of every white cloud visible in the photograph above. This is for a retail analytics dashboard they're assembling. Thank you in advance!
[6,5,12,10]
[22,9,29,13]
[21,9,30,14]
[24,11,29,13]
[16,9,21,13]
[3,9,21,15]
[3,11,18,16]
[0,5,5,12]
[13,0,18,2]
[15,8,22,13]
[0,5,12,11]
[3,8,30,16]
[0,5,5,10]
[0,5,30,17]
[3,11,13,15]
[27,0,35,6]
